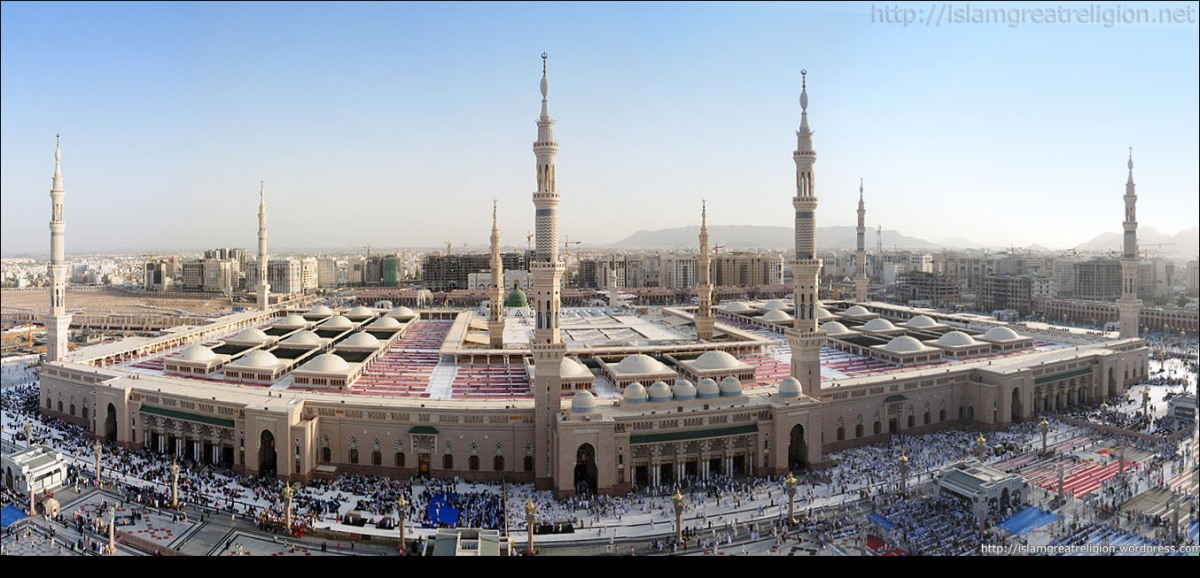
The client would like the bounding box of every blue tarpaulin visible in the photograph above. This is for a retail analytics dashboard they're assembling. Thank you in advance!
[1,504,29,529]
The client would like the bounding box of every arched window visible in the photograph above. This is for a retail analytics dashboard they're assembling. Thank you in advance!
[442,454,454,470]
[924,412,931,425]
[836,426,845,441]
[469,456,480,471]
[873,421,881,435]
[372,451,382,466]
[493,455,505,471]
[907,415,915,428]
[321,447,331,463]
[395,452,405,467]
[523,456,534,472]
[349,448,359,464]
[855,424,863,438]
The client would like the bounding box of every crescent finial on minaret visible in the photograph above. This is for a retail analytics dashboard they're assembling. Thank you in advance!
[55,134,61,163]
[859,178,863,197]
[1127,147,1133,171]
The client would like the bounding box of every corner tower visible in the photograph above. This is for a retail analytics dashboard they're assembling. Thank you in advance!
[488,200,506,348]
[256,181,271,311]
[695,201,715,341]
[854,179,868,303]
[1118,148,1140,339]
[45,135,72,362]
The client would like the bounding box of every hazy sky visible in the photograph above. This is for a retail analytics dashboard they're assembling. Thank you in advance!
[2,1,1197,256]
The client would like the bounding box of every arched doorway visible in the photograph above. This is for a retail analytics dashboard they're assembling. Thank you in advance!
[787,424,808,471]
[1010,389,1022,423]
[259,430,277,478]
[4,467,12,489]
[105,404,118,442]
[1000,488,1010,510]
[573,444,597,495]
[1108,367,1117,398]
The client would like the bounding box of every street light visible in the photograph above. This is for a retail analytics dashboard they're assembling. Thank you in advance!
[1040,417,1050,454]
[671,487,685,547]
[281,483,294,534]
[976,432,986,462]
[396,493,408,556]
[898,453,909,495]
[785,472,797,525]
[93,439,104,487]
[169,459,180,508]
[524,498,537,556]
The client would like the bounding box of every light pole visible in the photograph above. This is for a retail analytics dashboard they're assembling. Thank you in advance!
[672,487,685,547]
[170,460,180,508]
[1141,387,1151,422]
[108,507,116,554]
[898,453,909,495]
[1040,417,1049,454]
[93,439,103,487]
[396,493,408,556]
[282,483,294,534]
[524,498,537,556]
[785,472,797,525]
[976,432,986,462]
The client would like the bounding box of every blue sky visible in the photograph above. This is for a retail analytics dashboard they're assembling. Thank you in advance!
[2,1,1197,256]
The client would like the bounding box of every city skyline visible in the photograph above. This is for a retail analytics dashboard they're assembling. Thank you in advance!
[2,1,1197,256]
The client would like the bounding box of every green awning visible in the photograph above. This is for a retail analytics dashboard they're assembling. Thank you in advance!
[884,394,908,403]
[1034,367,1092,385]
[140,405,235,428]
[631,424,756,445]
[408,426,439,435]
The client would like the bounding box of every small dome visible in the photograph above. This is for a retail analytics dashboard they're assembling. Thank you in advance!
[234,350,279,368]
[647,381,673,402]
[936,330,978,347]
[623,382,648,404]
[386,306,417,320]
[319,315,354,330]
[815,307,834,320]
[177,344,216,362]
[614,354,668,375]
[230,327,269,343]
[723,301,752,313]
[820,321,850,335]
[570,390,597,413]
[274,314,308,328]
[696,378,720,399]
[762,299,789,310]
[561,357,592,379]
[339,332,380,348]
[306,305,334,317]
[884,335,927,353]
[692,350,742,371]
[907,315,938,329]
[367,316,402,329]
[778,377,802,398]
[672,379,696,401]
[303,352,350,374]
[861,318,896,332]
[505,287,529,308]
[719,376,743,397]
[343,306,375,318]
[844,305,871,316]
[282,330,322,346]
[761,309,793,323]
[982,326,1021,341]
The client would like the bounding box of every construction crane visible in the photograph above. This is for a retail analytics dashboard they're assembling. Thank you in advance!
[712,244,726,255]
[365,243,372,258]
[526,231,534,254]
[444,240,453,256]
[876,225,883,254]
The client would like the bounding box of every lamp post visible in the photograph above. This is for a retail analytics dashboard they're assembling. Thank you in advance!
[1040,417,1050,454]
[1057,461,1065,507]
[169,460,180,508]
[524,498,537,556]
[1118,438,1125,474]
[671,487,685,546]
[93,439,103,487]
[976,432,986,462]
[282,483,293,534]
[1141,387,1150,421]
[396,493,408,556]
[24,419,33,447]
[28,482,36,517]
[898,453,909,496]
[785,472,797,525]
[108,507,116,555]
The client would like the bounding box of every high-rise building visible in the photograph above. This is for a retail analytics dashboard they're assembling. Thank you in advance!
[317,256,339,289]
[1074,259,1121,300]
[300,257,319,292]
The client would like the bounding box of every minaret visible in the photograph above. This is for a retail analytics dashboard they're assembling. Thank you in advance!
[1118,148,1140,339]
[529,53,567,490]
[695,201,715,341]
[44,135,72,362]
[256,181,271,311]
[854,179,869,303]
[488,200,506,348]
[785,70,826,398]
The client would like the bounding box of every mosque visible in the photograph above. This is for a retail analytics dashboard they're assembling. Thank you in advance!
[36,57,1148,497]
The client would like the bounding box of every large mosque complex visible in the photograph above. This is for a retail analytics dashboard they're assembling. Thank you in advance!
[36,57,1148,498]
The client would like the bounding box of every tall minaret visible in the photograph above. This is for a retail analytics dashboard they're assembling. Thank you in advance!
[529,53,567,490]
[785,70,826,398]
[854,178,869,303]
[694,201,715,341]
[1118,148,1140,339]
[256,181,271,311]
[488,200,506,348]
[44,135,72,362]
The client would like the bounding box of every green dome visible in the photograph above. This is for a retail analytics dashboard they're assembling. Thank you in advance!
[505,287,528,308]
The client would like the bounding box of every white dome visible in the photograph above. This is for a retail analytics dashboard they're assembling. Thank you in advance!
[778,377,802,398]
[761,309,793,322]
[907,315,938,329]
[696,378,720,399]
[339,332,380,348]
[570,390,597,413]
[282,330,322,346]
[234,350,279,369]
[614,354,668,375]
[884,335,927,353]
[861,318,896,331]
[723,301,752,313]
[230,327,269,343]
[936,331,978,347]
[319,315,354,330]
[762,299,789,310]
[672,379,696,401]
[692,350,743,371]
[815,307,834,320]
[303,352,350,374]
[274,314,308,328]
[367,316,402,329]
[719,376,743,397]
[306,305,334,316]
[623,382,648,403]
[343,306,375,318]
[820,321,851,335]
[647,380,673,402]
[844,305,871,316]
[983,326,1021,341]
[177,344,216,362]
[387,306,417,320]
[561,357,592,379]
